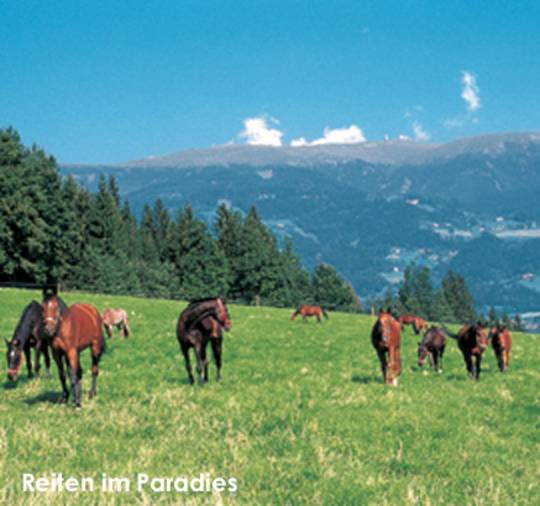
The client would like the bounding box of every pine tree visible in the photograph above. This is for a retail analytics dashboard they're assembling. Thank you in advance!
[170,204,230,300]
[312,264,360,311]
[441,270,477,323]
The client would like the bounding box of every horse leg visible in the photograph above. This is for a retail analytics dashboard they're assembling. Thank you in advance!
[476,355,482,380]
[67,349,82,408]
[464,353,474,378]
[35,343,42,377]
[89,339,103,399]
[193,343,205,385]
[432,350,439,372]
[201,341,209,383]
[180,342,195,385]
[53,349,69,403]
[210,338,223,382]
[105,324,113,339]
[24,345,33,379]
[124,317,130,337]
[393,347,401,386]
[43,342,51,376]
[428,351,435,371]
[376,348,387,383]
[316,314,321,324]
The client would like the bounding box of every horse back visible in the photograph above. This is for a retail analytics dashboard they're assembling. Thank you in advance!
[60,304,103,349]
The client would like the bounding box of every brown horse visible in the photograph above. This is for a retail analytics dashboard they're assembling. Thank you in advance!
[176,298,232,385]
[291,305,328,323]
[489,325,512,373]
[102,308,130,338]
[445,323,489,380]
[41,292,105,407]
[398,314,429,335]
[417,326,447,372]
[371,309,402,386]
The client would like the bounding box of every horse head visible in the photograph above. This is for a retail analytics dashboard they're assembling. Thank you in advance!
[216,298,232,331]
[41,292,65,338]
[5,338,23,381]
[377,309,399,342]
[473,323,489,351]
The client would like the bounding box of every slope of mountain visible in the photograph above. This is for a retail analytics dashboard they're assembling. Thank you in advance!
[61,132,540,324]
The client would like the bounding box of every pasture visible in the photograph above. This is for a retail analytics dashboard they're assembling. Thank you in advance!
[0,288,538,505]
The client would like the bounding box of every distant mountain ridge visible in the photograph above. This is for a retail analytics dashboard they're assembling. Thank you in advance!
[61,131,540,329]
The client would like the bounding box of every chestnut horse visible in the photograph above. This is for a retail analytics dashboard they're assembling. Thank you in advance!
[102,308,130,338]
[398,314,428,335]
[371,309,402,385]
[41,292,105,407]
[291,305,328,323]
[489,325,512,373]
[177,298,232,385]
[445,323,489,380]
[417,326,447,372]
[5,300,51,382]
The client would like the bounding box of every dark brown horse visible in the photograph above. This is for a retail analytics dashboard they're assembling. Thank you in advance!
[371,309,402,386]
[398,314,429,335]
[41,292,105,407]
[489,325,512,373]
[102,308,130,338]
[176,298,232,385]
[5,300,51,382]
[291,305,328,323]
[417,326,447,373]
[445,323,489,380]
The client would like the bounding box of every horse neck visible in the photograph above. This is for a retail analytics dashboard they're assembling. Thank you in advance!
[12,301,42,347]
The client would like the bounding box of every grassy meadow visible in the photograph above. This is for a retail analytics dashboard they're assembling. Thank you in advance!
[0,288,538,505]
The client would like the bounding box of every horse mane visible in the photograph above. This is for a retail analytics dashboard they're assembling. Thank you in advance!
[180,301,222,336]
[11,300,42,345]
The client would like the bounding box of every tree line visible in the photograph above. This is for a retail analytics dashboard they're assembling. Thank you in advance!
[0,128,361,311]
[373,264,524,329]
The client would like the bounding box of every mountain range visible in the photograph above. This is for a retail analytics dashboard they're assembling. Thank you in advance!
[61,132,540,329]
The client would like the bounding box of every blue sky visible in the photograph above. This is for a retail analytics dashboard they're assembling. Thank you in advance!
[2,1,539,163]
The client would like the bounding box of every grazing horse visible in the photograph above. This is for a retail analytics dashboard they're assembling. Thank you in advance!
[489,325,512,373]
[291,305,328,323]
[417,326,447,373]
[41,292,105,407]
[446,324,489,380]
[176,298,232,385]
[5,300,51,381]
[102,308,130,338]
[398,314,429,335]
[371,309,402,386]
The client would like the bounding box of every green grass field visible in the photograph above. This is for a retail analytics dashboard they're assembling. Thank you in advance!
[0,288,538,505]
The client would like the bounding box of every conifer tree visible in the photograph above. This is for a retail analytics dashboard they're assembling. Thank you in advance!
[441,270,477,323]
[170,204,230,300]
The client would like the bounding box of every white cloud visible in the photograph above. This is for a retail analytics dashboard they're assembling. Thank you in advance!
[403,105,424,120]
[412,121,430,142]
[398,134,411,141]
[291,125,366,147]
[461,71,481,111]
[239,117,283,146]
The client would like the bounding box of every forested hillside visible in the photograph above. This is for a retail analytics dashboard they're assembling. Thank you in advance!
[0,128,359,311]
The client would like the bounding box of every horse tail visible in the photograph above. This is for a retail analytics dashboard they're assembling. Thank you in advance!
[322,309,329,320]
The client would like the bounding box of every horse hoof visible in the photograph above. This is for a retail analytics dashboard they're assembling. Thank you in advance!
[75,403,82,409]
[88,391,96,399]
[57,396,68,404]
